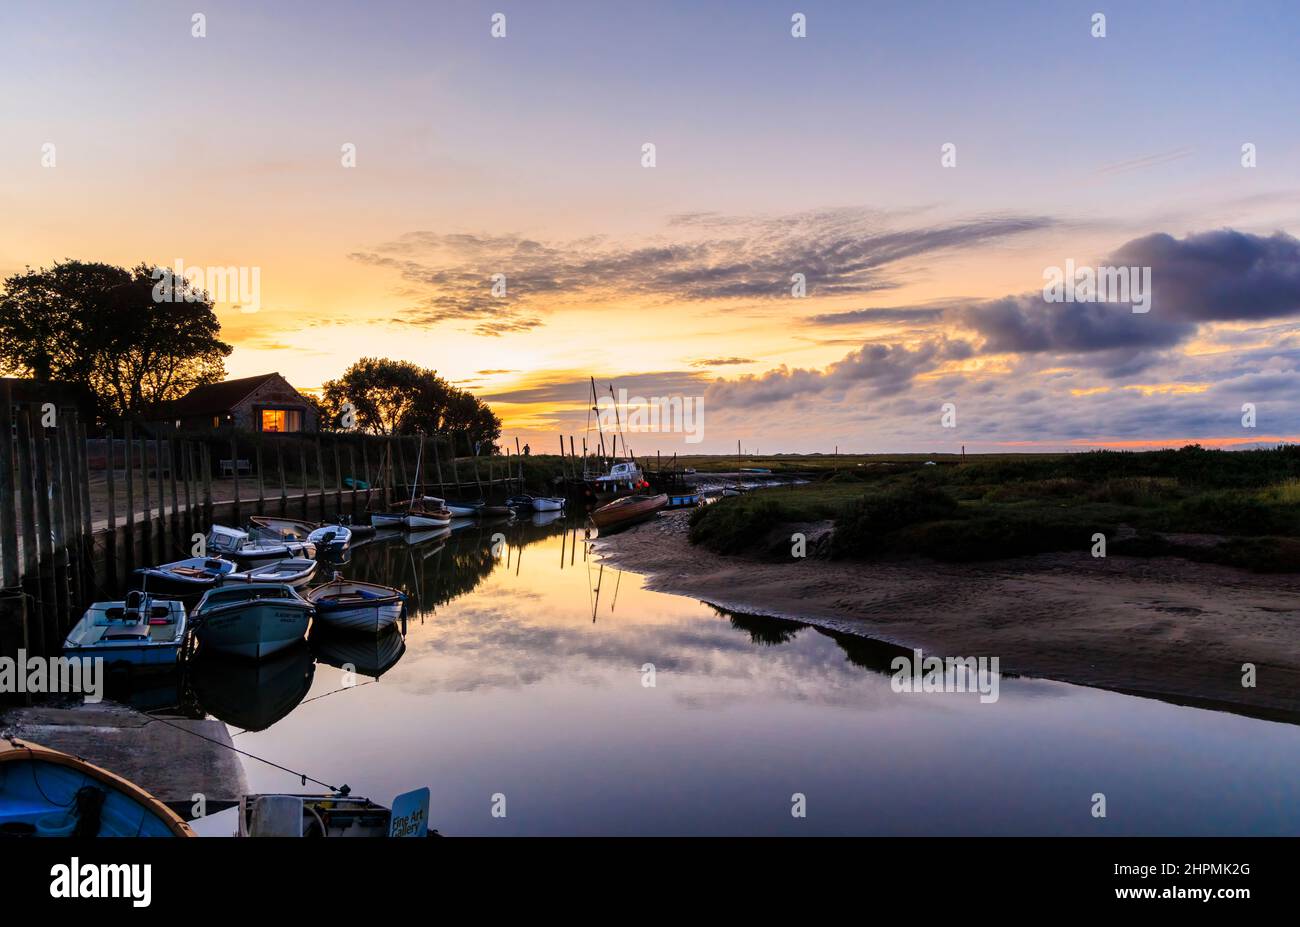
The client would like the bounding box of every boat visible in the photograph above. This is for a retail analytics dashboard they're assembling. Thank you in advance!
[226,557,319,589]
[0,738,195,837]
[588,460,648,502]
[589,493,668,532]
[132,556,236,597]
[62,592,188,669]
[664,491,701,509]
[531,496,566,512]
[401,505,452,529]
[369,510,404,528]
[249,516,351,553]
[506,494,535,511]
[188,643,315,731]
[306,576,406,634]
[444,500,485,517]
[207,525,315,565]
[191,583,313,659]
[238,791,418,837]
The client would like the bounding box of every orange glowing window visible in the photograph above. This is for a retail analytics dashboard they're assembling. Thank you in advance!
[261,409,302,432]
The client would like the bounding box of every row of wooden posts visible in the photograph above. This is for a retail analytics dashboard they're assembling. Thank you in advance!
[0,393,532,659]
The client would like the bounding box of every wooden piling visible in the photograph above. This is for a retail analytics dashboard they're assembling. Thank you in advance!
[333,438,343,513]
[139,434,152,562]
[229,433,240,523]
[276,441,287,514]
[76,419,94,594]
[16,408,42,654]
[123,423,136,567]
[347,444,358,516]
[201,443,213,525]
[155,435,167,556]
[32,422,57,644]
[255,438,266,513]
[168,437,179,538]
[0,383,19,592]
[299,445,309,518]
[315,437,327,520]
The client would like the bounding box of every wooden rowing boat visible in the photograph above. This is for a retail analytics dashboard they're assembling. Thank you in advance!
[589,493,667,532]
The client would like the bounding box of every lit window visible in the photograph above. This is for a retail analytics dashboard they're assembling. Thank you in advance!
[261,409,302,432]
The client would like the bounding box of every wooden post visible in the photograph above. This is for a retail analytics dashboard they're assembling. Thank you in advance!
[0,383,19,592]
[155,435,167,555]
[201,443,213,524]
[414,434,425,501]
[431,436,445,495]
[299,445,309,518]
[348,444,358,516]
[276,441,287,514]
[396,436,410,500]
[62,423,85,615]
[168,437,179,537]
[123,423,135,567]
[255,437,266,514]
[449,444,461,497]
[229,432,240,523]
[315,437,327,520]
[180,441,192,540]
[16,408,42,653]
[139,434,152,562]
[470,448,484,500]
[32,422,57,644]
[362,440,373,512]
[333,437,343,513]
[76,419,94,594]
[48,423,71,631]
[383,440,393,509]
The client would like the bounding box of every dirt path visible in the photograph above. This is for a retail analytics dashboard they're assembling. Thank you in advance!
[592,510,1300,720]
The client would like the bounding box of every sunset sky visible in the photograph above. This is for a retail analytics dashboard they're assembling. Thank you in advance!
[3,0,1299,453]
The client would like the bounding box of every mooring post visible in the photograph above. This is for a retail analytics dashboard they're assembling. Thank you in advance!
[31,420,57,645]
[0,382,19,592]
[299,444,309,518]
[201,443,213,525]
[396,436,410,501]
[315,437,327,520]
[76,418,94,595]
[347,444,358,516]
[362,440,373,512]
[333,437,344,513]
[167,436,179,539]
[431,435,445,496]
[123,423,136,569]
[155,434,167,556]
[229,432,240,524]
[255,437,266,514]
[276,440,287,515]
[139,432,152,562]
[48,420,71,632]
[16,408,42,654]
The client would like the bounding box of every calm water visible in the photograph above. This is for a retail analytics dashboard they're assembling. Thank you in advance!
[176,517,1300,836]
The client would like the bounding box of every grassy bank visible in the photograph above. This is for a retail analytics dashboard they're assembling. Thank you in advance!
[687,445,1300,571]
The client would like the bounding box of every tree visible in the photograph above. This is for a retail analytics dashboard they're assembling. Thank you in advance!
[0,260,232,422]
[322,357,502,451]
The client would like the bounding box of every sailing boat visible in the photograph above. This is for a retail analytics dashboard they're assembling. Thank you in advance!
[399,439,452,529]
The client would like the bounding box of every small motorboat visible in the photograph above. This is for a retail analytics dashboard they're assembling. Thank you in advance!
[665,491,701,509]
[306,576,406,634]
[506,494,535,511]
[0,738,195,837]
[132,556,236,597]
[249,517,352,553]
[192,583,313,660]
[589,493,668,533]
[308,523,352,553]
[63,592,187,669]
[207,525,316,565]
[238,791,420,837]
[226,557,319,589]
[531,496,566,512]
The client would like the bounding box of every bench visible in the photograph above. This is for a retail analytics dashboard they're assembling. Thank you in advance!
[218,458,252,477]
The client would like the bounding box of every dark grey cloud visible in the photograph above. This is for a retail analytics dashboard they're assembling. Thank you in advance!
[350,209,1055,335]
[482,370,714,406]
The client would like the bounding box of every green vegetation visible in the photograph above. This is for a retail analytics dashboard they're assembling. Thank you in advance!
[687,446,1300,571]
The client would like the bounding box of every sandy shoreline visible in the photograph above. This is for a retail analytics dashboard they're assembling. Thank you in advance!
[593,510,1300,721]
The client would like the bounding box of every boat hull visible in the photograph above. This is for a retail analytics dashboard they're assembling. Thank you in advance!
[369,512,404,528]
[401,512,451,529]
[194,600,312,660]
[313,600,404,634]
[590,493,668,532]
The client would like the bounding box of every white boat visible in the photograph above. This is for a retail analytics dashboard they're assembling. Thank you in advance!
[192,583,313,660]
[305,577,405,634]
[226,558,319,589]
[307,524,351,552]
[444,501,484,517]
[133,556,236,597]
[368,511,404,528]
[249,516,351,553]
[531,496,566,512]
[63,593,187,669]
[401,507,451,530]
[207,525,316,565]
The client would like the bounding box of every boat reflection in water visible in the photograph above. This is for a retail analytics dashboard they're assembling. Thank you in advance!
[311,625,407,680]
[187,641,316,731]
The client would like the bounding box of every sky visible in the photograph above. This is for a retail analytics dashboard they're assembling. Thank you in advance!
[2,0,1299,453]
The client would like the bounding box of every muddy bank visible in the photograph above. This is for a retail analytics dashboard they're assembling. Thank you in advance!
[592,510,1300,720]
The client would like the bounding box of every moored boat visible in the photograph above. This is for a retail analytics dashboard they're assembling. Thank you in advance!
[589,493,668,532]
[238,791,423,837]
[506,494,535,511]
[62,592,187,669]
[132,556,236,597]
[192,583,313,660]
[306,576,406,634]
[249,516,351,553]
[444,500,485,517]
[531,496,566,512]
[0,738,195,837]
[401,505,452,529]
[226,557,319,589]
[207,525,316,565]
[369,510,404,528]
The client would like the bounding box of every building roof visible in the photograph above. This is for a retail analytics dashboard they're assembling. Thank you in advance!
[164,373,293,418]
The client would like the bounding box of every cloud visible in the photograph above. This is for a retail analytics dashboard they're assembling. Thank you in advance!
[809,305,947,326]
[350,209,1055,335]
[690,357,755,367]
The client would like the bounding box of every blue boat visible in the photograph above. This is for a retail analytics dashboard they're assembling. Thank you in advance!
[133,556,236,597]
[0,737,194,837]
[63,592,188,669]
